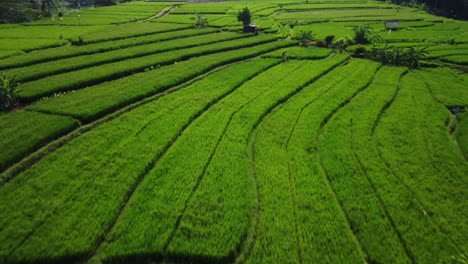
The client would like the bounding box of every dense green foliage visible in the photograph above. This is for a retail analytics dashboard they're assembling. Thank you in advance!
[237,7,251,25]
[0,0,41,23]
[387,0,468,20]
[295,30,314,46]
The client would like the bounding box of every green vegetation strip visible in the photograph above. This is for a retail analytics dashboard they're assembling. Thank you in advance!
[0,50,24,60]
[250,59,382,263]
[28,40,294,122]
[319,66,415,263]
[0,111,79,173]
[325,66,463,263]
[97,60,304,262]
[416,67,468,107]
[164,57,348,260]
[0,58,279,264]
[98,56,348,263]
[78,23,190,44]
[7,31,247,82]
[262,46,332,59]
[456,112,468,159]
[0,28,218,70]
[376,72,468,255]
[440,55,468,65]
[18,34,280,102]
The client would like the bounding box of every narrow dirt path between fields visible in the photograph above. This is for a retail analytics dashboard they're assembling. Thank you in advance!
[144,5,177,21]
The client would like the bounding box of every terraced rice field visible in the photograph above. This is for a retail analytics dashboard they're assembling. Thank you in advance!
[0,0,466,263]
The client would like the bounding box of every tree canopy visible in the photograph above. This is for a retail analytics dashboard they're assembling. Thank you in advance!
[237,7,251,25]
[386,0,468,20]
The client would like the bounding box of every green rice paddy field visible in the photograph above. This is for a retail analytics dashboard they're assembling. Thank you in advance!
[0,0,467,263]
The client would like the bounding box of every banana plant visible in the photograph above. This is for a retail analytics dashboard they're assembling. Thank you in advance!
[0,73,20,111]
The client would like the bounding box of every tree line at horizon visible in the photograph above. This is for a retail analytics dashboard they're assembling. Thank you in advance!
[385,0,468,20]
[0,0,126,23]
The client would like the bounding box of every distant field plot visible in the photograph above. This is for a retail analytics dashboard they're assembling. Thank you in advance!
[74,22,189,43]
[7,31,247,81]
[0,25,107,40]
[157,14,229,25]
[252,17,279,31]
[0,0,467,263]
[252,7,280,16]
[262,46,332,59]
[273,8,426,23]
[440,55,468,65]
[171,2,233,14]
[0,28,217,70]
[17,34,280,101]
[381,29,458,42]
[209,16,240,27]
[282,3,395,11]
[425,44,468,59]
[0,38,67,53]
[0,50,24,60]
[292,22,354,40]
[27,1,174,25]
[27,40,293,121]
[0,22,188,55]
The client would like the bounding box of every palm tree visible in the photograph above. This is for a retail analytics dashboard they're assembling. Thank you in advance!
[407,47,428,68]
[295,30,314,47]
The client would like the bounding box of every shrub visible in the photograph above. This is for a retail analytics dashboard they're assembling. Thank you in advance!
[353,25,372,44]
[295,30,314,47]
[95,0,119,6]
[325,35,335,47]
[352,45,367,58]
[0,73,20,111]
[194,13,208,28]
[333,36,353,51]
[315,40,327,48]
[363,45,428,68]
[77,36,85,45]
